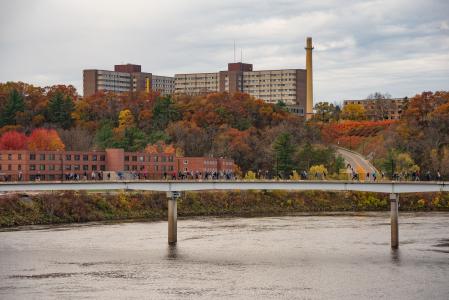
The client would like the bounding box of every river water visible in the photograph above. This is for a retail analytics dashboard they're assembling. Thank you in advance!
[1,213,449,299]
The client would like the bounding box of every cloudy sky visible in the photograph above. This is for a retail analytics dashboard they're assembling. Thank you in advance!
[1,0,448,102]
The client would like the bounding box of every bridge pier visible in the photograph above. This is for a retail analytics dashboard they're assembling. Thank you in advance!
[390,193,399,249]
[167,192,179,245]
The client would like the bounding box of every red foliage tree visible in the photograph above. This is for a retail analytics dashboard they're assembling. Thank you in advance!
[27,128,65,151]
[0,131,27,150]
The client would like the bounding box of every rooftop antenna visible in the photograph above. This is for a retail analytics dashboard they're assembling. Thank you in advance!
[233,40,236,62]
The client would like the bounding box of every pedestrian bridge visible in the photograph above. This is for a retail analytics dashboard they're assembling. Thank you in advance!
[1,180,448,249]
[0,180,447,193]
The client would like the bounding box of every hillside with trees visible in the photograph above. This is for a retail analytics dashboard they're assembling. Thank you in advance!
[0,82,338,177]
[1,81,448,178]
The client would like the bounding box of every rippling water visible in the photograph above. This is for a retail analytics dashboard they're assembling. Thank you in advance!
[1,213,449,299]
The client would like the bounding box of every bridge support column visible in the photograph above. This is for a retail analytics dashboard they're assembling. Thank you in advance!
[390,193,399,249]
[167,192,179,245]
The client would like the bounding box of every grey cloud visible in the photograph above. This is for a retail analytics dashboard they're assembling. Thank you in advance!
[0,0,448,101]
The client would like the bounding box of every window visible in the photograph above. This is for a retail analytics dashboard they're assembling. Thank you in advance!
[39,154,45,160]
[100,165,105,171]
[138,156,144,162]
[65,165,71,170]
[18,154,22,160]
[125,165,130,171]
[132,165,137,170]
[140,166,145,171]
[18,164,21,171]
[39,165,45,171]
[184,160,188,164]
[83,155,88,161]
[8,164,12,171]
[74,165,80,170]
[83,165,89,171]
[49,154,56,160]
[169,166,174,171]
[100,155,105,161]
[132,156,137,162]
[162,156,166,162]
[74,155,80,161]
[92,155,97,161]
[92,165,97,171]
[168,156,174,162]
[154,156,159,162]
[30,154,36,160]
[30,165,36,171]
[125,156,129,161]
[66,154,71,161]
[49,165,55,171]
[8,154,12,160]
[155,165,159,171]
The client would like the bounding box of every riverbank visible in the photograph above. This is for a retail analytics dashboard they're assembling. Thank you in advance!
[1,190,448,227]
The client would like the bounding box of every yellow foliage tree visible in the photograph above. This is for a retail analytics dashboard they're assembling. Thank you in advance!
[244,170,257,180]
[289,170,300,180]
[309,165,328,179]
[118,109,135,132]
[341,104,366,120]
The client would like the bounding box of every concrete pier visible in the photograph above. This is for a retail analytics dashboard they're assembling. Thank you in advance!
[390,193,399,249]
[167,194,178,245]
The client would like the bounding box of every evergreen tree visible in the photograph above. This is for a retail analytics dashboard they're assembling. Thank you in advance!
[0,89,25,126]
[47,92,75,129]
[273,133,295,178]
[152,96,180,130]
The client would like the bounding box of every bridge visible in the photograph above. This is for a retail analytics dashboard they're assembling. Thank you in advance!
[1,180,448,249]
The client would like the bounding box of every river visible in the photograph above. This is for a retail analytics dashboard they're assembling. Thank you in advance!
[1,213,449,299]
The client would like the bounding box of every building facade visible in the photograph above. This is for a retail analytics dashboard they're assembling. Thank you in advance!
[343,97,409,120]
[83,64,174,97]
[174,62,307,115]
[0,148,234,181]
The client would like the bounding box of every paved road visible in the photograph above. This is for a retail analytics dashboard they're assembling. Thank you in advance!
[336,147,378,175]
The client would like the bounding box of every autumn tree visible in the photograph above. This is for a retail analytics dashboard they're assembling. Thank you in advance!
[312,102,336,123]
[27,128,65,151]
[0,89,25,127]
[0,131,27,150]
[367,92,395,120]
[341,103,366,120]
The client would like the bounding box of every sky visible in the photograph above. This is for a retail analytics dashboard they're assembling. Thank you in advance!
[0,0,448,102]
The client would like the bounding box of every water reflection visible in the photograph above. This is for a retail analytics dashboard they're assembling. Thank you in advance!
[166,244,180,260]
[390,248,401,265]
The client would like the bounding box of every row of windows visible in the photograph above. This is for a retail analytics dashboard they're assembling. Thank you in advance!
[124,165,174,171]
[124,155,174,162]
[28,164,106,171]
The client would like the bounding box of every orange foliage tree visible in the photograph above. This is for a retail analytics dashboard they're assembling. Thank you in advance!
[0,131,27,150]
[27,128,65,151]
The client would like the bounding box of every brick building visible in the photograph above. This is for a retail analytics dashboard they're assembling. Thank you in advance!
[83,64,174,97]
[175,62,307,115]
[0,147,234,181]
[343,97,409,120]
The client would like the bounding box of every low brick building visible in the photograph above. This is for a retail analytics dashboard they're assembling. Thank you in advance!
[0,147,235,181]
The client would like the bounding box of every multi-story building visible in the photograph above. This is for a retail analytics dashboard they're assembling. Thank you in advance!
[83,64,174,97]
[175,62,307,115]
[343,97,409,120]
[0,147,234,181]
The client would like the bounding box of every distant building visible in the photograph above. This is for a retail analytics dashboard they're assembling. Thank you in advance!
[0,146,234,181]
[83,64,174,97]
[343,97,409,120]
[175,62,307,115]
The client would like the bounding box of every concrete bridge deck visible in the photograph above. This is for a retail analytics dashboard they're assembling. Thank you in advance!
[0,180,447,193]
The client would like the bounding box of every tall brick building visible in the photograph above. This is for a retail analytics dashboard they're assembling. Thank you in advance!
[83,64,174,97]
[175,62,307,115]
